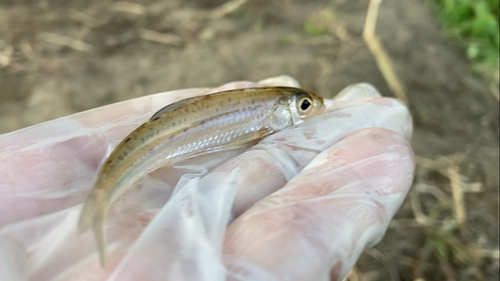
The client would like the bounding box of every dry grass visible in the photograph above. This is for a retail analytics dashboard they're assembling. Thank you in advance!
[363,0,408,104]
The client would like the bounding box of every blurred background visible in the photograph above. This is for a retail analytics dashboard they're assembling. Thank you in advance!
[0,0,498,280]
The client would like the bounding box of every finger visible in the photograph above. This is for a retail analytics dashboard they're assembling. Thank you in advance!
[230,95,412,217]
[258,75,301,88]
[332,83,381,102]
[223,128,415,281]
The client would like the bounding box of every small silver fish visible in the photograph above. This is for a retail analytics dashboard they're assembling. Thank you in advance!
[78,86,325,266]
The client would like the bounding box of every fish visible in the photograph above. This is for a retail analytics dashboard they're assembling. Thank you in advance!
[78,86,325,266]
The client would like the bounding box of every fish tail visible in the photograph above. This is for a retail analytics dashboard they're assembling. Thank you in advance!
[78,189,109,267]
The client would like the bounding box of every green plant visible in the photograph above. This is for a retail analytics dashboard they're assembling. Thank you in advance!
[433,0,500,67]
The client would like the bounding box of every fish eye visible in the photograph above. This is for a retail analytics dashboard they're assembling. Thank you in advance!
[298,97,312,112]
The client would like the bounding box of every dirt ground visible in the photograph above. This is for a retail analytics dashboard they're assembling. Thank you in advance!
[0,0,498,280]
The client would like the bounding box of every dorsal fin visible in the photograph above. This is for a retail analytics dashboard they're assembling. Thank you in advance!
[150,96,206,121]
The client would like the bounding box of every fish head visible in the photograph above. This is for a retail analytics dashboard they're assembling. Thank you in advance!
[288,89,325,125]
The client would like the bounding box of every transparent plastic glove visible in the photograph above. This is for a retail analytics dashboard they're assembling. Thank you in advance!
[0,76,414,281]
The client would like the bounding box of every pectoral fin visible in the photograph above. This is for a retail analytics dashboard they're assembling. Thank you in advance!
[170,128,271,165]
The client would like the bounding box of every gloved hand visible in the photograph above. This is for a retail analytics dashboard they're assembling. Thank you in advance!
[0,76,414,281]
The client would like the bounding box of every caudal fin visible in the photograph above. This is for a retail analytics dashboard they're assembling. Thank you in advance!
[78,190,109,267]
